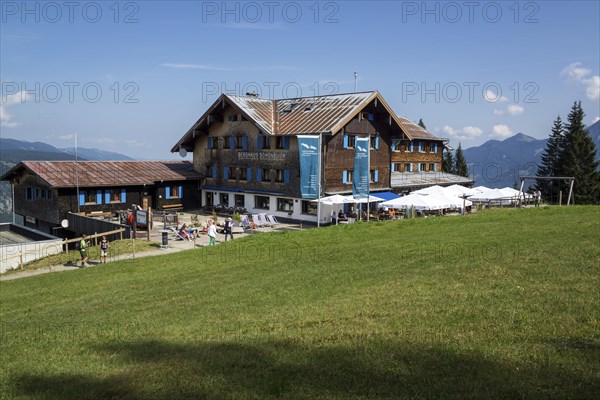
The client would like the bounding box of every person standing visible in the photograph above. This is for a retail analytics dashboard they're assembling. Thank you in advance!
[79,235,90,268]
[223,217,234,241]
[99,236,110,264]
[207,219,217,246]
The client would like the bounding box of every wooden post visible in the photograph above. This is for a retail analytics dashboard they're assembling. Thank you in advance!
[559,191,562,206]
[19,251,23,269]
[566,179,574,206]
[518,178,526,207]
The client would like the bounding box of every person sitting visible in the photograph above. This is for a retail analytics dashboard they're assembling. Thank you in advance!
[178,223,192,240]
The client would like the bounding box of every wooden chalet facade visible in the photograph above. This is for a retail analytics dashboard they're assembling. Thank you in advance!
[0,161,203,234]
[172,91,464,223]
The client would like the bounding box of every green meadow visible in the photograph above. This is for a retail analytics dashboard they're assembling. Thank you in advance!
[1,207,598,399]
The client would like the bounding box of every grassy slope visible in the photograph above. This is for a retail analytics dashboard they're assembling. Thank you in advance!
[0,207,599,400]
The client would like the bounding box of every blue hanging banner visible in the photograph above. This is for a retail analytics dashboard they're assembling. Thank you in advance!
[353,137,370,199]
[297,135,320,199]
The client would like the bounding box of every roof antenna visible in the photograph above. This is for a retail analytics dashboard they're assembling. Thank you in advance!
[354,72,358,93]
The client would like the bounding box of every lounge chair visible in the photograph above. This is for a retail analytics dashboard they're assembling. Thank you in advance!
[259,213,270,227]
[170,226,191,241]
[252,214,262,228]
[267,215,279,226]
[240,214,251,229]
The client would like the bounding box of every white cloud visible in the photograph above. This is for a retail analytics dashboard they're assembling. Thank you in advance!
[161,63,234,71]
[592,116,600,124]
[462,126,483,137]
[58,134,75,140]
[441,125,482,140]
[126,139,150,148]
[492,124,513,138]
[442,125,458,136]
[484,89,508,103]
[506,104,524,115]
[493,109,505,116]
[562,62,600,101]
[0,90,32,128]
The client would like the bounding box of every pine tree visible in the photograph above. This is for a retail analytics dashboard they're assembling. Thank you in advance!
[559,102,600,204]
[442,150,454,173]
[454,143,469,177]
[418,118,427,129]
[534,116,566,201]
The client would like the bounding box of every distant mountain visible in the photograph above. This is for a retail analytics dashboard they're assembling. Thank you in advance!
[463,120,600,189]
[464,133,546,189]
[0,138,134,164]
[60,147,134,161]
[587,119,600,155]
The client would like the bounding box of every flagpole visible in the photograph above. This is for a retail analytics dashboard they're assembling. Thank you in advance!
[367,136,370,223]
[317,134,322,227]
[75,133,80,213]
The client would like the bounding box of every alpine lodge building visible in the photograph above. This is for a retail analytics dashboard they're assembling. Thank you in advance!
[172,91,472,224]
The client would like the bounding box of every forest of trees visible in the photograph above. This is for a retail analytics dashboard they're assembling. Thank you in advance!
[534,101,599,204]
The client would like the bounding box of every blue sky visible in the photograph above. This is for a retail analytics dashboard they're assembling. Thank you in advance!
[1,0,599,159]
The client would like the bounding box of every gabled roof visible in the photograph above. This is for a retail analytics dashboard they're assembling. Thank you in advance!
[0,161,203,188]
[397,117,442,141]
[172,91,418,152]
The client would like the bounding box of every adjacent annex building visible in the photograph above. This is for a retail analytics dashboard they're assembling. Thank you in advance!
[172,90,472,223]
[0,160,203,235]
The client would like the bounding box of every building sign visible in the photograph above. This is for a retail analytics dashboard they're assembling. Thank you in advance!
[136,210,148,227]
[237,151,286,161]
[352,137,370,199]
[297,135,320,199]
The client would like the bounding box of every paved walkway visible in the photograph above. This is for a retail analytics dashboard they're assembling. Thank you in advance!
[1,217,305,282]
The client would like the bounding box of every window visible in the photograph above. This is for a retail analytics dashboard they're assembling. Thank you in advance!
[275,169,284,183]
[26,187,33,200]
[418,142,424,153]
[36,188,41,199]
[234,135,246,149]
[104,189,124,204]
[342,170,354,184]
[343,134,356,149]
[429,163,437,172]
[301,200,318,215]
[277,198,294,212]
[408,142,414,152]
[275,136,289,149]
[45,190,53,201]
[212,137,219,149]
[370,170,379,183]
[391,163,401,172]
[261,168,271,182]
[224,167,233,180]
[274,169,289,183]
[259,135,271,149]
[220,193,229,206]
[419,163,427,172]
[86,190,98,204]
[239,167,248,181]
[400,142,407,152]
[228,114,239,122]
[168,185,181,199]
[404,163,412,172]
[255,195,270,210]
[235,194,245,207]
[370,135,379,150]
[227,135,235,149]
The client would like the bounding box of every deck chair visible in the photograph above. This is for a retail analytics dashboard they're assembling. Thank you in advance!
[267,214,279,226]
[347,217,356,224]
[259,213,270,227]
[240,214,251,229]
[170,226,191,241]
[252,214,262,228]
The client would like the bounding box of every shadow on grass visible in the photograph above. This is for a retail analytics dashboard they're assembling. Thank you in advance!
[9,339,598,400]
